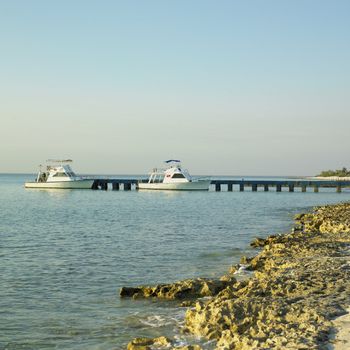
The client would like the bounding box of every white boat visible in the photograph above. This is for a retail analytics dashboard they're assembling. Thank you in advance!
[25,159,94,189]
[137,160,211,191]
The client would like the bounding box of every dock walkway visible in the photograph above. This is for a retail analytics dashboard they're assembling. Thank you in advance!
[92,178,350,192]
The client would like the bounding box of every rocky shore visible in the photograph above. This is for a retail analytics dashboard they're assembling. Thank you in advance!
[121,203,350,349]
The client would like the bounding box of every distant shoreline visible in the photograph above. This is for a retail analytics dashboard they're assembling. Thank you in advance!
[311,176,350,181]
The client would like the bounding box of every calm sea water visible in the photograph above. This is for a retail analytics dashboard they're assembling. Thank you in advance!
[1,174,350,350]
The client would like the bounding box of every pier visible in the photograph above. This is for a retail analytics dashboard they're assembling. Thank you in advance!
[92,178,350,192]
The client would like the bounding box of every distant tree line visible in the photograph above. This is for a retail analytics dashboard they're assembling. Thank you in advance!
[318,167,350,177]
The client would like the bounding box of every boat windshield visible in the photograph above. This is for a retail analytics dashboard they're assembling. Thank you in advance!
[172,173,185,178]
[53,172,68,177]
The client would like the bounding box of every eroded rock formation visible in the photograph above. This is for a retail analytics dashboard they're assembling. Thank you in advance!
[120,277,234,300]
[123,203,350,349]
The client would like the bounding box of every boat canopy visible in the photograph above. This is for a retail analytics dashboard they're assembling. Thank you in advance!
[164,159,181,163]
[46,159,73,163]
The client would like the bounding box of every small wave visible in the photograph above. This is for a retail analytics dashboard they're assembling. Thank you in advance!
[173,334,216,350]
[234,264,253,279]
[140,308,186,328]
[234,264,248,274]
[140,315,173,328]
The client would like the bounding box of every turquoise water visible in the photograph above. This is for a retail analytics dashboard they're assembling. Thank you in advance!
[1,174,350,350]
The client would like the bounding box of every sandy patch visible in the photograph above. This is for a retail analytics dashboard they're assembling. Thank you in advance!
[328,308,350,350]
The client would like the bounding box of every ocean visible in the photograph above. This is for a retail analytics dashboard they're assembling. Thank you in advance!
[1,174,349,349]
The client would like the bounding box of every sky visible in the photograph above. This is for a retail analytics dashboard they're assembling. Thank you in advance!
[0,0,349,175]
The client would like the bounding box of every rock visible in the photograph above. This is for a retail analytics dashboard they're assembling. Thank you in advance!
[180,300,196,307]
[294,213,305,221]
[120,287,142,297]
[127,337,202,350]
[120,277,234,300]
[227,264,239,275]
[239,255,252,264]
[184,203,350,349]
[127,336,172,350]
[250,237,268,247]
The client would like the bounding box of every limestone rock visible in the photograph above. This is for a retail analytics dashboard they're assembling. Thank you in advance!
[127,336,171,350]
[120,277,234,300]
[250,237,268,247]
[184,203,350,349]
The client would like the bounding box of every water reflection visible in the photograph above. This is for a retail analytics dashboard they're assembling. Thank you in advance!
[25,188,74,198]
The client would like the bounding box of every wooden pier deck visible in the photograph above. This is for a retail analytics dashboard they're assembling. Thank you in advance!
[92,178,350,192]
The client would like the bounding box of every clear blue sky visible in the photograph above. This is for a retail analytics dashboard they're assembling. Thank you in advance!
[1,0,349,175]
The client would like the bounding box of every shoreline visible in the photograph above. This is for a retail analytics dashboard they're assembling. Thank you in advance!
[122,202,350,350]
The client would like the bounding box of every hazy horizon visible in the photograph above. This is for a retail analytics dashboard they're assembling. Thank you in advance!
[1,0,349,175]
[0,170,333,177]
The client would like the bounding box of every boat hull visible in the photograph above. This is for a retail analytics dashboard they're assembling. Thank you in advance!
[137,180,211,191]
[24,179,94,189]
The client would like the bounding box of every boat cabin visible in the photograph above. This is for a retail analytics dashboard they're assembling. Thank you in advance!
[147,160,192,184]
[36,161,78,183]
